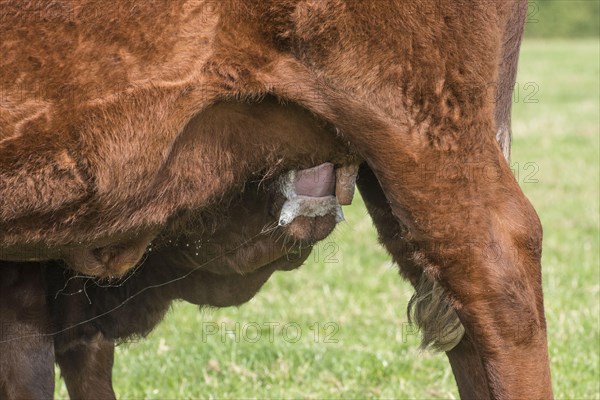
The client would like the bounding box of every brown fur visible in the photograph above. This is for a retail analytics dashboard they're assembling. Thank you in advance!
[1,1,552,398]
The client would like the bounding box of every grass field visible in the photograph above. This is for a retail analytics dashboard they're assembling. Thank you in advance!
[55,40,600,399]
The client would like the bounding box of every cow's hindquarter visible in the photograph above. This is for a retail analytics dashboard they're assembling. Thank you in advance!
[327,102,550,399]
[236,0,552,397]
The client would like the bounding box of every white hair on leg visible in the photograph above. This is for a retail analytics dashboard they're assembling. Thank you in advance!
[496,123,512,161]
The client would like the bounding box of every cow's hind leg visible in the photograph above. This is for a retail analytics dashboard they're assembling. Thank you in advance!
[0,262,55,399]
[269,63,552,396]
[353,131,552,398]
[55,333,117,400]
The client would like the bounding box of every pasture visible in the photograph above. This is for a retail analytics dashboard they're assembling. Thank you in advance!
[54,39,600,399]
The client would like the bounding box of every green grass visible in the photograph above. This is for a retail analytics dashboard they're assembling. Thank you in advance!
[55,40,600,399]
[524,0,600,39]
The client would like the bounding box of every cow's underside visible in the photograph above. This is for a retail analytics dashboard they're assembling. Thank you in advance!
[0,1,553,399]
[44,170,346,400]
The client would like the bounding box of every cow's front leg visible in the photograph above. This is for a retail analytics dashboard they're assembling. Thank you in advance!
[0,262,55,400]
[55,333,116,400]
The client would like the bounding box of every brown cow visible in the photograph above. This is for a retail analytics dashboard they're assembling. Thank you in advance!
[0,0,552,398]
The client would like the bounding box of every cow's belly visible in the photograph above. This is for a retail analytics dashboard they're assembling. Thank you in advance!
[4,97,360,280]
[47,161,357,341]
